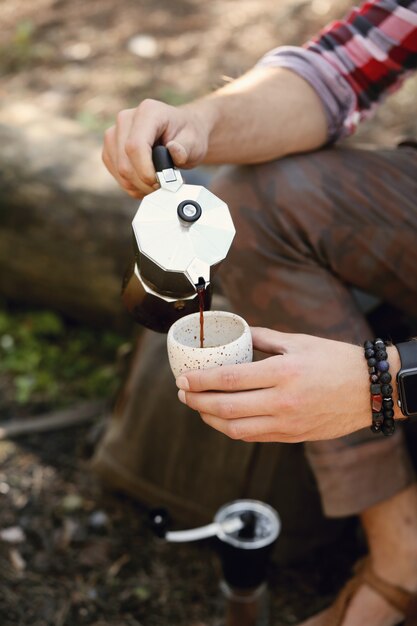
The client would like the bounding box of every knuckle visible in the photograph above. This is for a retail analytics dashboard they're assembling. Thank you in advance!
[195,372,206,391]
[137,98,159,112]
[103,126,114,145]
[280,359,297,379]
[200,412,209,425]
[142,171,157,187]
[116,109,132,126]
[225,421,242,440]
[221,371,238,390]
[101,148,110,167]
[279,393,299,414]
[289,432,308,443]
[117,162,133,180]
[124,140,139,158]
[217,401,234,419]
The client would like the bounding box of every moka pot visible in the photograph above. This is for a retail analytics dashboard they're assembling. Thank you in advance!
[122,146,236,333]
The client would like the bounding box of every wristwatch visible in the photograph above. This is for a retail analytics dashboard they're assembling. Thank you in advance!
[396,341,417,418]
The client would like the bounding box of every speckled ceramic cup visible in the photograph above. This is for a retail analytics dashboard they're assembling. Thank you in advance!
[167,311,253,378]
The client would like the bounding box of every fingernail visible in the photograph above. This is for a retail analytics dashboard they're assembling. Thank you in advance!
[152,183,160,190]
[178,389,186,403]
[176,376,189,391]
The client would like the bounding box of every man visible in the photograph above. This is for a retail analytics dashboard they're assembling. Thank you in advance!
[102,1,417,623]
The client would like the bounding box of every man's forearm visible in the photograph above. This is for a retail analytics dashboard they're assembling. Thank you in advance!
[184,66,328,165]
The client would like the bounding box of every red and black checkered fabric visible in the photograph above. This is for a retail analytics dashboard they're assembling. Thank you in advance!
[306,0,417,130]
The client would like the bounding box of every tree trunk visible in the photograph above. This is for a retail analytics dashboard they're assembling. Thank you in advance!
[0,102,138,329]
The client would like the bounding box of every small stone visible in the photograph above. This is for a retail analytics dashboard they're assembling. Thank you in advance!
[0,526,26,544]
[61,494,83,513]
[372,393,383,412]
[88,510,109,529]
[9,548,26,572]
[134,585,151,601]
[127,35,159,59]
[0,334,14,350]
[63,42,92,61]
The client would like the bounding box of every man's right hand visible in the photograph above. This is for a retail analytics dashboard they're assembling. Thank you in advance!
[102,99,212,199]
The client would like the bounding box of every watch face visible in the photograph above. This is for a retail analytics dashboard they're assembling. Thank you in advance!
[400,370,417,415]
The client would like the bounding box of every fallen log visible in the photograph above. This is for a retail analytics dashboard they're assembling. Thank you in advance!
[0,400,107,439]
[0,102,137,329]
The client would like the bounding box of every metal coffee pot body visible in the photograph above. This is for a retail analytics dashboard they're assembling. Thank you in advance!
[122,146,235,333]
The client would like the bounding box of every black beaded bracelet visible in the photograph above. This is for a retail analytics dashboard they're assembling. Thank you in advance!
[363,338,395,437]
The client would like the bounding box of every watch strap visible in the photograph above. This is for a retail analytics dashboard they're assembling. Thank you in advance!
[396,340,417,370]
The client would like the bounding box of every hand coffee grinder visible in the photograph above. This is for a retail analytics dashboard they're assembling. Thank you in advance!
[151,499,281,626]
[122,146,236,332]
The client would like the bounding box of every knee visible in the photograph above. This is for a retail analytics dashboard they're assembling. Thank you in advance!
[210,163,279,235]
[210,153,340,257]
[209,158,310,228]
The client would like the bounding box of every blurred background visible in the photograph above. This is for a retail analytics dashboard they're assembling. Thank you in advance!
[0,1,416,625]
[2,0,416,141]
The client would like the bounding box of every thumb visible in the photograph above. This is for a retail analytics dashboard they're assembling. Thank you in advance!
[251,327,292,355]
[166,140,189,167]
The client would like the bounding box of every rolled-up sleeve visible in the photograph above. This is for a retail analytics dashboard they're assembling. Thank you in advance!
[257,0,417,142]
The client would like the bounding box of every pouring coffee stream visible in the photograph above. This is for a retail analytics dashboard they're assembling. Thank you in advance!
[122,145,235,333]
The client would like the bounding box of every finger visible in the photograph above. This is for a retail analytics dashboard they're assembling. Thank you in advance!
[125,101,171,187]
[176,358,279,393]
[103,127,146,196]
[251,327,293,355]
[242,432,308,443]
[200,413,282,440]
[242,419,326,443]
[178,388,274,419]
[115,110,157,196]
[165,134,204,169]
[102,126,119,180]
[165,140,189,166]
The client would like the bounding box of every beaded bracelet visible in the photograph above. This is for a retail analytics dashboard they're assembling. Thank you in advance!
[363,338,395,437]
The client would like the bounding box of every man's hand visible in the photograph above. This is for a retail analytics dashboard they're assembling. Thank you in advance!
[102,99,213,199]
[102,67,328,199]
[175,328,401,442]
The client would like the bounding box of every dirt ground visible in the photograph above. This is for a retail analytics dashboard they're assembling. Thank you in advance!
[1,1,417,625]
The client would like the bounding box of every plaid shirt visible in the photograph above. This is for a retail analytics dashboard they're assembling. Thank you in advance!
[259,0,417,140]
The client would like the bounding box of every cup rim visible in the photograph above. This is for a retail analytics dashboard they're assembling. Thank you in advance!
[167,310,249,352]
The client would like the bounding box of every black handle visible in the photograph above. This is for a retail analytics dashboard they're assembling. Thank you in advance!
[149,507,172,538]
[152,145,175,172]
